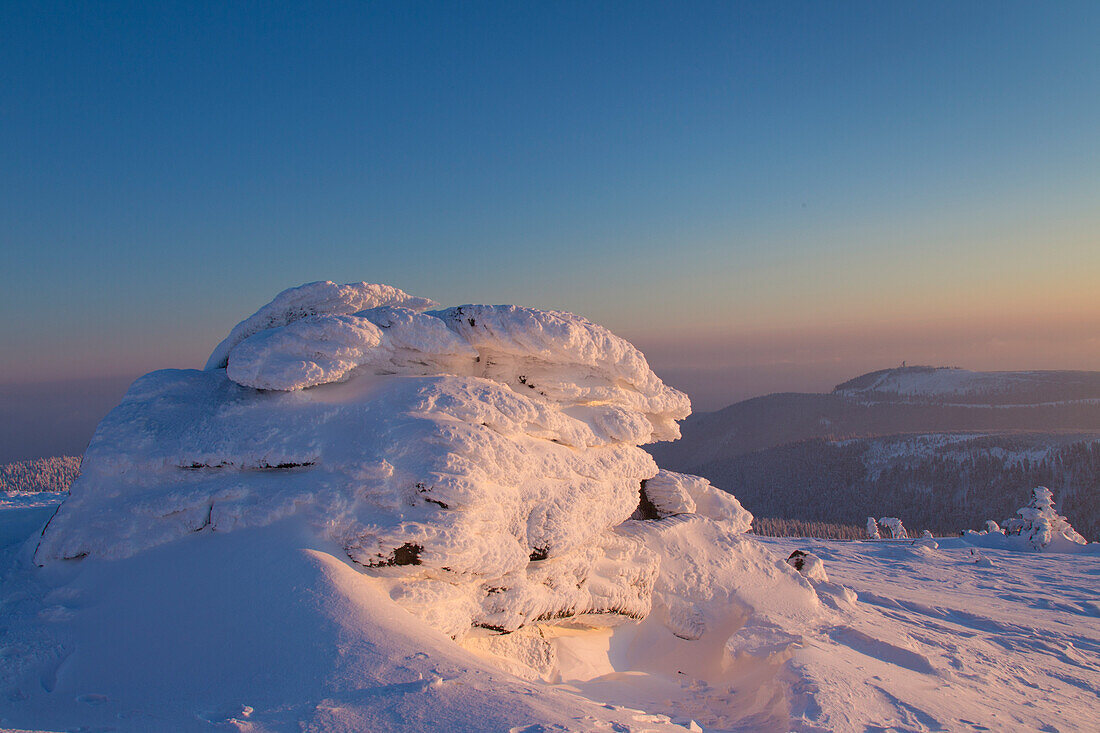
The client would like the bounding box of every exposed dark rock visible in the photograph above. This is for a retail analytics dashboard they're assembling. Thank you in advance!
[630,479,661,521]
[356,542,424,568]
[786,550,809,572]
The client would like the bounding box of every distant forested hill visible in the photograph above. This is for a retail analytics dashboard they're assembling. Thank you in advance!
[651,367,1100,539]
[0,456,80,493]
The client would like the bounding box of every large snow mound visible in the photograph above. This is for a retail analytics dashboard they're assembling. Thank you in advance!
[38,283,696,638]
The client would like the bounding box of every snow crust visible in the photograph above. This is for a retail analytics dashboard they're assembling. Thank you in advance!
[4,521,693,732]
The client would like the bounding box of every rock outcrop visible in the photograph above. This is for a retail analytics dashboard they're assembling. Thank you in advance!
[37,281,762,640]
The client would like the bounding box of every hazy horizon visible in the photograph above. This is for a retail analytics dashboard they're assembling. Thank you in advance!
[6,345,1100,464]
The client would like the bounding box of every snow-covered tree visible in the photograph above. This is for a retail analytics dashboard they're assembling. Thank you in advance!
[1002,487,1086,551]
[866,517,881,540]
[878,517,908,539]
[0,456,81,493]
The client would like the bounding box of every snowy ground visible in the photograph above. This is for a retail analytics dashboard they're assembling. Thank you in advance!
[757,536,1100,733]
[2,497,1097,732]
[536,535,1100,733]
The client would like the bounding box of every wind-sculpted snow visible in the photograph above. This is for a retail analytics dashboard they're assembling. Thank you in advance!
[226,307,478,390]
[38,282,694,639]
[205,281,437,371]
[221,298,690,441]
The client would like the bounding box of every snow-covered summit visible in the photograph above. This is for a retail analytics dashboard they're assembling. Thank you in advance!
[833,366,1100,405]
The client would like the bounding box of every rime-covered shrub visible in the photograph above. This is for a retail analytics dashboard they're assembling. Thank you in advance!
[1002,487,1086,551]
[877,517,908,540]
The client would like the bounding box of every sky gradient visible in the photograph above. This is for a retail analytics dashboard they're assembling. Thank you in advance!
[2,1,1099,460]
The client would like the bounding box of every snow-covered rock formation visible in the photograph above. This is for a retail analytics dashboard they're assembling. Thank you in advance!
[785,549,828,582]
[35,281,752,640]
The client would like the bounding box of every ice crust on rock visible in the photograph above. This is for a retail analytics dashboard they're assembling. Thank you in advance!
[24,283,1079,731]
[38,282,704,639]
[219,296,690,442]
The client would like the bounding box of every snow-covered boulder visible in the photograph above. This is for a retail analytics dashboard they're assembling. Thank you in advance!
[36,282,710,638]
[1002,487,1087,552]
[785,550,828,583]
[636,470,752,531]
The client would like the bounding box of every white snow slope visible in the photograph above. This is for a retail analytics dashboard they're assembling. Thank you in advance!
[2,282,1098,732]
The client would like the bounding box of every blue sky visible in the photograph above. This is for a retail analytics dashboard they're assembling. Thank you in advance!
[2,1,1099,457]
